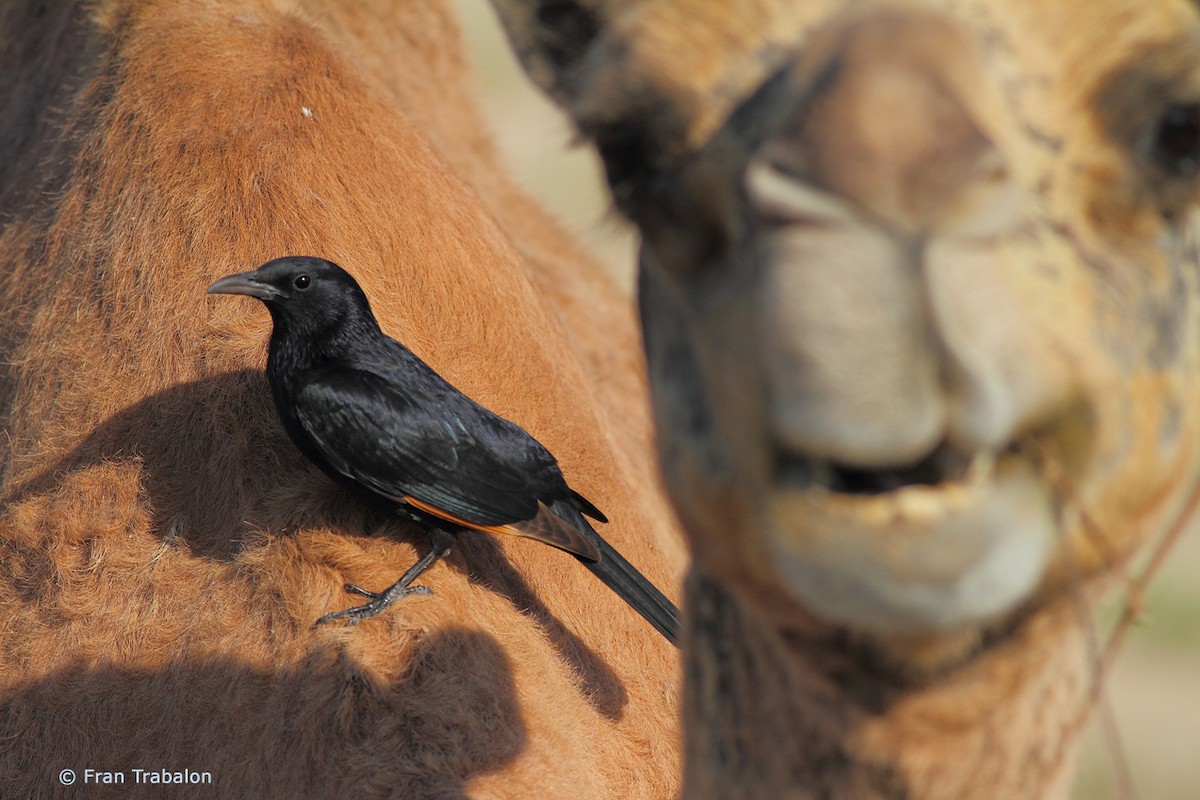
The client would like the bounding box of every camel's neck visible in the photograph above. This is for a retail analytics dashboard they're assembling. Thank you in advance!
[681,570,1090,799]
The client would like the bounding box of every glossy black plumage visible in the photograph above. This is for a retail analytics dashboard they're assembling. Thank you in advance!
[208,256,680,645]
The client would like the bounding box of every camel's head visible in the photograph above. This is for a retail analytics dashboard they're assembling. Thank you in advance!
[493,0,1200,647]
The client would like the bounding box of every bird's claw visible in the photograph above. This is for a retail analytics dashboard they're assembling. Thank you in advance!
[313,583,434,627]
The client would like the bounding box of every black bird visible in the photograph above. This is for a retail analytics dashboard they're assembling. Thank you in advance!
[208,256,680,645]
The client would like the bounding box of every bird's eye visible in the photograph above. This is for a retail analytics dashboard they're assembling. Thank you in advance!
[1153,102,1200,178]
[293,274,312,290]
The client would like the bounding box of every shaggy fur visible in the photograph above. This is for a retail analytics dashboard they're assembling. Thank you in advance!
[0,1,684,798]
[490,0,1200,797]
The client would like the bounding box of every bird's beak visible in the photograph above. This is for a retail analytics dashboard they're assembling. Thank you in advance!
[207,271,281,300]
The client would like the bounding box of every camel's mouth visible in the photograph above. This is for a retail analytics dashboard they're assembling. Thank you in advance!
[757,406,1091,631]
[771,400,1091,507]
[764,434,1061,632]
[775,441,986,496]
[773,440,1013,504]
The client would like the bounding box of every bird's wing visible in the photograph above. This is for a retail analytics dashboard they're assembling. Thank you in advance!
[295,368,676,642]
[293,368,553,526]
[402,496,601,562]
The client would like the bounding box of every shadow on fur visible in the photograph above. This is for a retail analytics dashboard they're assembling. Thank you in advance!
[0,630,527,799]
[2,371,629,720]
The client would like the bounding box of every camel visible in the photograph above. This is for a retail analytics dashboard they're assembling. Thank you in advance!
[0,1,685,797]
[487,0,1200,796]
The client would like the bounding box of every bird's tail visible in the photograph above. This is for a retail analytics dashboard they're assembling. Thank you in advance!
[550,499,681,647]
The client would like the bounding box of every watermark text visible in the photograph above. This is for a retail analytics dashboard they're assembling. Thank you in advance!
[60,768,214,786]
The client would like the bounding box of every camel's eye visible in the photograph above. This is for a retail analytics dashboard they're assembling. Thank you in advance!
[1153,102,1200,178]
[293,274,312,290]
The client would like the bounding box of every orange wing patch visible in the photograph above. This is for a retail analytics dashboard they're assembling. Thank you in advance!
[402,496,601,561]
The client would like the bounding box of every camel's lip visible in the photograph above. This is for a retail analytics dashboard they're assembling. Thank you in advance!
[770,441,1059,529]
[771,404,1089,521]
[763,442,1060,631]
[773,440,999,498]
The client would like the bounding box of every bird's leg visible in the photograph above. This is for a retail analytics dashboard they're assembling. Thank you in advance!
[314,528,456,627]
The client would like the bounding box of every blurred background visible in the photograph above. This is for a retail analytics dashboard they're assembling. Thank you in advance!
[452,0,636,284]
[451,2,1200,797]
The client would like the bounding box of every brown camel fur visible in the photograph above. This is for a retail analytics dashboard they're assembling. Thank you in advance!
[489,0,1200,797]
[0,1,685,797]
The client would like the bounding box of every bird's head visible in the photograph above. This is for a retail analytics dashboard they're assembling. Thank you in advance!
[208,256,378,336]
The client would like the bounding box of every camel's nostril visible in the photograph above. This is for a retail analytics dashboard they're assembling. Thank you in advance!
[759,7,1008,238]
